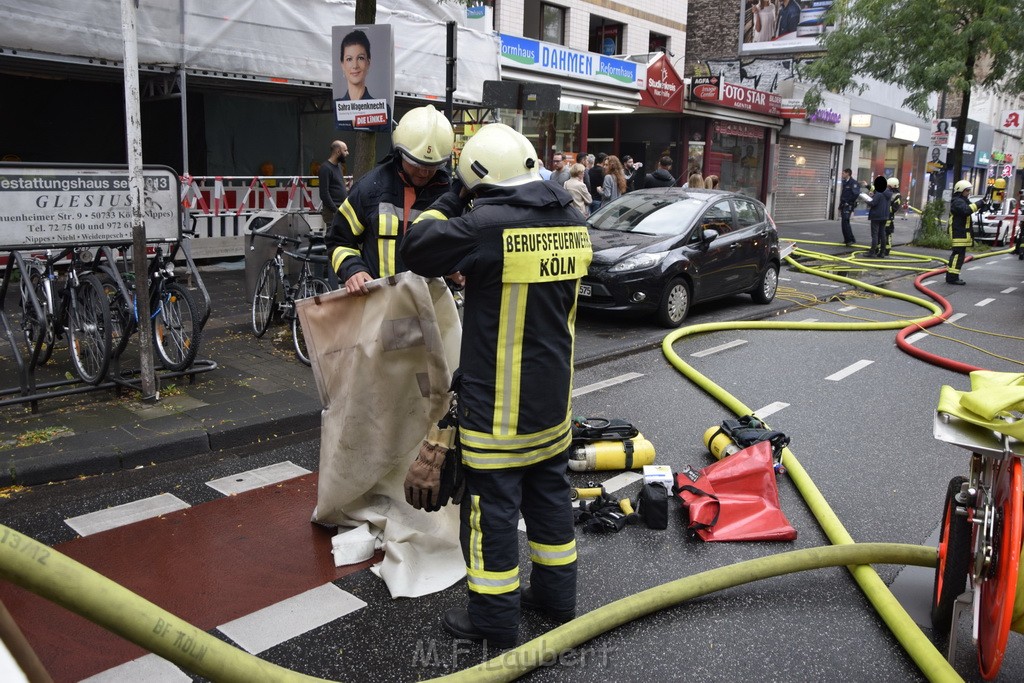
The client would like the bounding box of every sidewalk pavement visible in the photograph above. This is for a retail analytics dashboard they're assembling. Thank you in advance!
[0,214,925,487]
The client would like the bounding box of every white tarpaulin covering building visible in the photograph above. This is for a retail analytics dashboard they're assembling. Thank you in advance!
[0,0,499,103]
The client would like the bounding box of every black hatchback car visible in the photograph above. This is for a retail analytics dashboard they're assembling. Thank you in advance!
[578,188,781,327]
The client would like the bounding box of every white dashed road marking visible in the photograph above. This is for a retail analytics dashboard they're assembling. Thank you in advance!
[1001,287,1017,294]
[217,584,366,654]
[81,654,191,682]
[825,360,874,381]
[754,402,790,418]
[838,306,856,312]
[905,332,928,345]
[207,461,311,496]
[948,313,966,323]
[691,339,747,357]
[975,298,995,307]
[573,372,644,397]
[65,493,191,537]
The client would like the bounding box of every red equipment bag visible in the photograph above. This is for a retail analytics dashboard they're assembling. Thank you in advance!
[673,440,797,542]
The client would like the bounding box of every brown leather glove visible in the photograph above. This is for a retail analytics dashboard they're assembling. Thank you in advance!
[405,424,456,510]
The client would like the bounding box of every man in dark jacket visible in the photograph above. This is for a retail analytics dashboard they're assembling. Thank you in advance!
[401,123,591,649]
[644,156,676,188]
[885,177,902,255]
[867,175,891,257]
[318,140,349,227]
[946,180,987,284]
[838,168,859,246]
[325,104,453,294]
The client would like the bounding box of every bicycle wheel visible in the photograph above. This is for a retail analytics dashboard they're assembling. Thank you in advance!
[292,276,331,366]
[978,457,1022,680]
[19,266,55,365]
[251,259,278,338]
[153,282,201,372]
[99,273,135,359]
[66,272,112,385]
[931,475,972,635]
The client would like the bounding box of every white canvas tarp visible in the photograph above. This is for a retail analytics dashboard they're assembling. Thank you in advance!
[0,0,499,103]
[296,273,464,598]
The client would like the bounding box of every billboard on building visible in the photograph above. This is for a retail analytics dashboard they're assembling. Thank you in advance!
[332,25,395,132]
[739,0,836,55]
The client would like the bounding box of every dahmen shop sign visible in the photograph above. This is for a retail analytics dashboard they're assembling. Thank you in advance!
[690,76,780,117]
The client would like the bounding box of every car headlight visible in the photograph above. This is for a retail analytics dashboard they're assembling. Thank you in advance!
[608,251,668,273]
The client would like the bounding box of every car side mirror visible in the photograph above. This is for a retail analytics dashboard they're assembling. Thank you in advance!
[702,228,720,244]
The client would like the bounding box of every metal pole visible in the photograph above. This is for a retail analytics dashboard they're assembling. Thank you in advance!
[121,0,158,401]
[179,68,189,174]
[445,21,457,122]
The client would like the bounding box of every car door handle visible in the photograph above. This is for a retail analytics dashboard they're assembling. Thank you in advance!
[730,243,740,249]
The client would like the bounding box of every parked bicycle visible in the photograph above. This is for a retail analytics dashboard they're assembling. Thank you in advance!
[97,242,203,373]
[18,247,112,385]
[249,231,331,366]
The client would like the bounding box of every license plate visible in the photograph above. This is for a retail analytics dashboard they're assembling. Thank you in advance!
[579,284,592,297]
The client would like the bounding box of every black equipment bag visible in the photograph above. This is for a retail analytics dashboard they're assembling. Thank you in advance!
[571,417,638,444]
[635,483,669,530]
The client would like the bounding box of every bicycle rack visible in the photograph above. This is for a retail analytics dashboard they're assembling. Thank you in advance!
[0,241,216,412]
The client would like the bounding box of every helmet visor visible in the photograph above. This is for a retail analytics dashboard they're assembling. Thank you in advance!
[400,151,448,170]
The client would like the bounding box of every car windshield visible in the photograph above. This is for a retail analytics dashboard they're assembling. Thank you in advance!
[588,194,705,237]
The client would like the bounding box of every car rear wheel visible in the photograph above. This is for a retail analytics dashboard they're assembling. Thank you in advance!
[656,278,690,327]
[751,263,779,304]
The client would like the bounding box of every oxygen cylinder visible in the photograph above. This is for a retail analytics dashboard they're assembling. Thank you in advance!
[703,425,741,461]
[568,435,656,471]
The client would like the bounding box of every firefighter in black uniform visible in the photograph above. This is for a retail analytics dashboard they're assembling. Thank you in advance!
[946,179,987,285]
[885,177,901,255]
[325,104,454,294]
[401,123,592,648]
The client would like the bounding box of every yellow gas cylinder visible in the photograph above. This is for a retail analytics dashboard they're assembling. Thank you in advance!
[703,425,741,461]
[992,177,1006,205]
[568,435,656,471]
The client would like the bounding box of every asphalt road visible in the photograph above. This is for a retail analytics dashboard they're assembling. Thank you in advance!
[2,233,1023,682]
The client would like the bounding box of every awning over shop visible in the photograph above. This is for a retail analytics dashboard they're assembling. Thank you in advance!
[502,68,641,112]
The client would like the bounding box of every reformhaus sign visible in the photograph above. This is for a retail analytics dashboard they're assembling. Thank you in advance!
[499,34,641,90]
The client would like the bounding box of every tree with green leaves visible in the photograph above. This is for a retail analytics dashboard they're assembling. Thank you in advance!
[802,0,1024,180]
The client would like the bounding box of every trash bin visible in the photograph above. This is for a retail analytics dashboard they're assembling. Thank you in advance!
[243,210,321,301]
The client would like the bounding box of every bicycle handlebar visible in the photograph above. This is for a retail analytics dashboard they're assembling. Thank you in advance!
[249,231,303,247]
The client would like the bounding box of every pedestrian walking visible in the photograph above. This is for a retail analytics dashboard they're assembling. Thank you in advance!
[401,123,590,648]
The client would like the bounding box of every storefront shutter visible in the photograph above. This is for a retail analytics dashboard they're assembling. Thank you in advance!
[773,137,835,222]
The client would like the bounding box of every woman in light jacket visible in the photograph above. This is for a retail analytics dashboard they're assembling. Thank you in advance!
[601,155,627,206]
[564,163,592,217]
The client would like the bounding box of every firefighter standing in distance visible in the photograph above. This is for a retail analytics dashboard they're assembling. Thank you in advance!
[867,175,892,258]
[885,177,901,255]
[838,168,859,247]
[401,124,592,648]
[946,179,987,285]
[326,104,454,295]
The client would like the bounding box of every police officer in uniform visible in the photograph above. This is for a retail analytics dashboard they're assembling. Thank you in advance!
[839,168,859,247]
[401,124,592,648]
[326,105,454,294]
[884,177,901,256]
[946,179,987,285]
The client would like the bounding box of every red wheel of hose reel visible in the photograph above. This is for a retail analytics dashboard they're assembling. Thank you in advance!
[978,457,1023,680]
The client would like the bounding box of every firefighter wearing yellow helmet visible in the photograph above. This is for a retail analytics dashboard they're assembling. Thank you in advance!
[401,123,592,648]
[885,177,901,253]
[946,179,987,285]
[325,104,454,295]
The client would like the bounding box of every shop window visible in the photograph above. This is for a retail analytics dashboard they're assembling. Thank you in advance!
[705,122,765,199]
[589,17,624,55]
[649,32,669,55]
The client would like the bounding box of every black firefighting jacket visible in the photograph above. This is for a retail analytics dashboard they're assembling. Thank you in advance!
[401,181,592,470]
[325,150,451,282]
[948,194,979,247]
